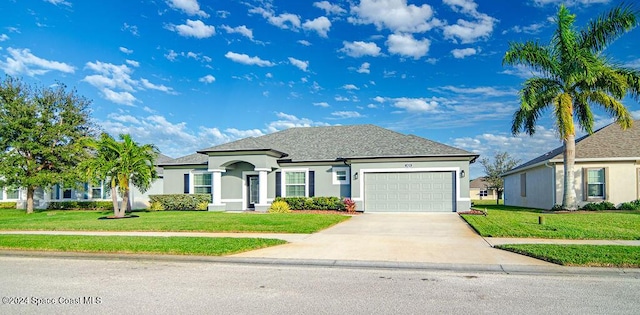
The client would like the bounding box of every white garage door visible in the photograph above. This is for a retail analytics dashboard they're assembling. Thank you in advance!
[364,172,455,212]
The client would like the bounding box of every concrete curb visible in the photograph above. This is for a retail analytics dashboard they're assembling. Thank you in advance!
[1,250,638,277]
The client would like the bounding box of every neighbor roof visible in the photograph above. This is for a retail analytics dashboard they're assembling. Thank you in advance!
[195,124,477,162]
[469,177,490,189]
[505,120,640,175]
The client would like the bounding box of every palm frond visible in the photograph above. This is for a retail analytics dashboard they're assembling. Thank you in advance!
[578,3,639,53]
[573,93,595,134]
[586,91,633,130]
[503,41,558,76]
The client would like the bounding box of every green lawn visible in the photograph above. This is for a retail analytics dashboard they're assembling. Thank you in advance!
[0,210,350,234]
[461,205,640,240]
[0,234,286,256]
[471,199,504,206]
[496,244,640,267]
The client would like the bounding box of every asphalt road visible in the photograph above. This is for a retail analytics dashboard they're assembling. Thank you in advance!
[0,256,638,315]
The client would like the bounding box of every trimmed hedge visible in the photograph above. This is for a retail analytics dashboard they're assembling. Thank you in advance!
[0,202,17,209]
[274,196,346,211]
[47,201,113,210]
[148,194,211,211]
[618,199,640,210]
[580,201,616,211]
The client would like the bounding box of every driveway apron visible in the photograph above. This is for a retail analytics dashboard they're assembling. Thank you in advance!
[231,213,551,265]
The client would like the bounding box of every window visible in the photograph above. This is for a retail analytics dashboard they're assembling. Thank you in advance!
[194,173,212,194]
[63,189,72,199]
[6,188,19,200]
[479,190,488,197]
[91,181,110,199]
[332,167,350,185]
[520,173,527,197]
[586,168,605,198]
[285,171,306,197]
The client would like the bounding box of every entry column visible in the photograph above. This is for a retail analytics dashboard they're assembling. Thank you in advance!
[208,169,225,211]
[255,168,270,211]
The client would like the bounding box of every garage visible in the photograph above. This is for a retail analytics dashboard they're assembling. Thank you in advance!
[364,171,455,212]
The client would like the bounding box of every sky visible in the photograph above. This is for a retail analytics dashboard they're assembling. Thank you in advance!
[1,0,639,178]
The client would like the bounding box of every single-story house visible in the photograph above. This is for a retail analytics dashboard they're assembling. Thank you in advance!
[160,125,478,212]
[469,177,498,200]
[1,153,172,209]
[502,120,640,209]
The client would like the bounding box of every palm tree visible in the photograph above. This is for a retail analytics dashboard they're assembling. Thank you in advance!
[503,4,640,210]
[82,133,158,217]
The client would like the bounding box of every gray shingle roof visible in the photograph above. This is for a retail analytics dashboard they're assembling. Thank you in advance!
[469,177,489,189]
[197,124,476,162]
[508,120,640,173]
[159,152,208,166]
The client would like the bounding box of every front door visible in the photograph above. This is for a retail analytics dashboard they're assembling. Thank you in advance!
[247,175,259,209]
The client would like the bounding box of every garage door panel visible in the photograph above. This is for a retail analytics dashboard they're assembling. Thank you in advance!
[364,171,454,212]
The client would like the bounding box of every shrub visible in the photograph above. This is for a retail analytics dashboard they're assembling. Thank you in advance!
[274,196,346,211]
[550,204,564,211]
[268,200,291,213]
[580,201,616,211]
[0,202,17,209]
[47,201,113,210]
[148,201,165,211]
[343,198,356,213]
[148,194,211,211]
[618,199,640,210]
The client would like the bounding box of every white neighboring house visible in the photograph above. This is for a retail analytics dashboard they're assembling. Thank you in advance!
[2,153,172,210]
[502,121,640,210]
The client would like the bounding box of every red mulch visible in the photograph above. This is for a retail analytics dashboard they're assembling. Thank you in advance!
[457,209,486,215]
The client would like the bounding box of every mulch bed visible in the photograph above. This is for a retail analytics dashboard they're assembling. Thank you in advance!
[458,209,487,215]
[291,210,359,215]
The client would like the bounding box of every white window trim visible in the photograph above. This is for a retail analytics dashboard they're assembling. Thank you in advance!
[191,171,213,195]
[2,188,20,200]
[332,167,350,185]
[281,168,309,198]
[586,168,605,199]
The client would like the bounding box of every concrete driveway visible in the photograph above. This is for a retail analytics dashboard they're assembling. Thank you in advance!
[232,213,551,266]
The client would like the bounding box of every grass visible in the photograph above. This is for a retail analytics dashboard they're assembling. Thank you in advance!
[461,205,640,240]
[496,244,640,267]
[0,234,286,256]
[0,210,350,234]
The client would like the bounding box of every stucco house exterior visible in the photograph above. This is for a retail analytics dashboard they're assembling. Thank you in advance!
[469,177,498,200]
[160,125,478,212]
[1,153,172,209]
[502,121,640,210]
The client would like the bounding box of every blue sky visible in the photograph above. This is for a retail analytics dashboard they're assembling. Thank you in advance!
[2,0,639,177]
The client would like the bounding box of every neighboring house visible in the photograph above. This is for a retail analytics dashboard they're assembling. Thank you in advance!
[160,125,478,212]
[4,153,172,209]
[469,177,498,200]
[502,121,640,210]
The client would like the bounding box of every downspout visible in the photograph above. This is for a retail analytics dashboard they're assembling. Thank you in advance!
[544,160,556,207]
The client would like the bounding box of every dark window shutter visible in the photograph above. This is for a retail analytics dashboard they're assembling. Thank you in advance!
[309,171,315,197]
[275,172,281,197]
[582,168,588,201]
[603,167,609,200]
[184,174,190,194]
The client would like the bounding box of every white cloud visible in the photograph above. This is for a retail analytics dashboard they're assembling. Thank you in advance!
[367,104,378,108]
[288,57,309,72]
[165,50,178,61]
[432,85,518,97]
[119,46,133,54]
[334,96,350,102]
[266,72,273,78]
[342,84,359,90]
[442,0,497,43]
[532,0,611,6]
[125,59,139,67]
[385,33,430,59]
[225,51,275,67]
[392,97,439,113]
[122,23,139,36]
[451,47,477,59]
[625,59,640,69]
[102,90,137,106]
[302,16,331,37]
[339,41,381,58]
[225,128,264,138]
[166,0,209,17]
[199,74,215,83]
[331,111,363,119]
[45,0,71,7]
[505,22,546,35]
[265,112,330,133]
[166,19,215,38]
[221,25,254,40]
[298,40,312,46]
[501,64,544,79]
[357,62,370,74]
[140,78,175,94]
[349,0,441,33]
[0,48,75,76]
[0,34,9,41]
[249,7,301,30]
[373,96,385,103]
[314,1,346,15]
[313,102,330,107]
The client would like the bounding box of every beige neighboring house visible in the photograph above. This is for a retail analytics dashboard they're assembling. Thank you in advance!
[469,177,498,200]
[502,120,640,210]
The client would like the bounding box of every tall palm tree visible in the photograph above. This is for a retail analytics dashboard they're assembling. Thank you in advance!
[504,4,640,210]
[82,133,158,217]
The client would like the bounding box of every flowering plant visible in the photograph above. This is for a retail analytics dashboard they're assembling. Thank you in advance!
[343,197,356,213]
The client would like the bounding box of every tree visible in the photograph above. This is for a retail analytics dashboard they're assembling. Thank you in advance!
[480,152,520,205]
[0,77,94,214]
[82,133,158,217]
[503,4,640,210]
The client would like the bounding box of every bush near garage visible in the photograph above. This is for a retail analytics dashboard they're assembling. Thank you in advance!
[274,197,346,211]
[47,201,113,210]
[148,194,211,211]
